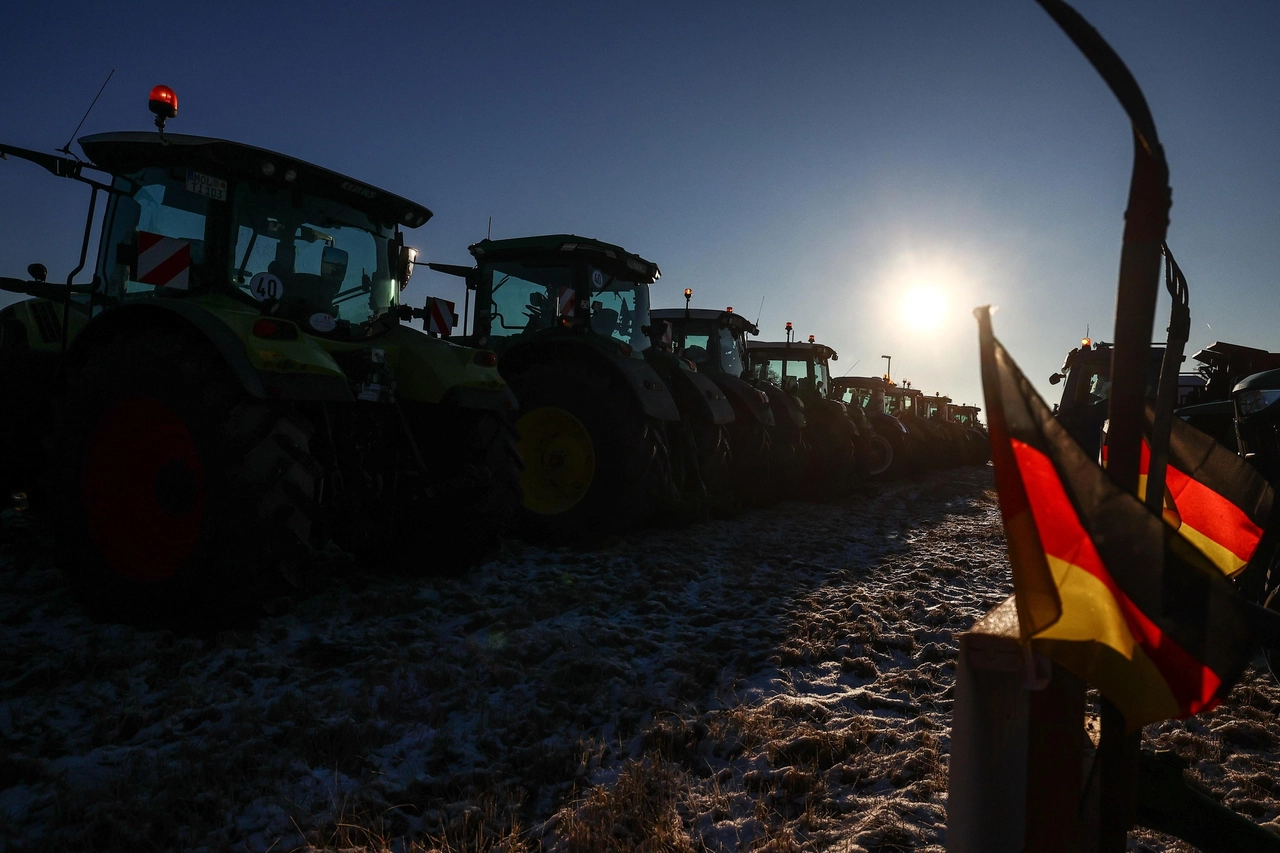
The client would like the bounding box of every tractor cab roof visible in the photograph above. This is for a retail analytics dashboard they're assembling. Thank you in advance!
[746,340,839,362]
[469,235,661,284]
[650,307,759,336]
[834,375,886,390]
[78,132,432,229]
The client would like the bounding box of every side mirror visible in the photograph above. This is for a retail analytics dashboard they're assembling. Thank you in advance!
[1049,373,1063,385]
[399,246,418,290]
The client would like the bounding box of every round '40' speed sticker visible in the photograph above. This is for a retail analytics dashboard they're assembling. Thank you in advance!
[249,272,284,301]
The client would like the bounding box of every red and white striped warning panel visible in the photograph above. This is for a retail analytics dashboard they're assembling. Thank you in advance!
[136,231,192,289]
[558,287,576,317]
[661,320,673,347]
[424,297,457,335]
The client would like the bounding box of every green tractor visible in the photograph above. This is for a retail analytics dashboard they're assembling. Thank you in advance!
[745,330,868,499]
[435,234,735,543]
[648,303,791,505]
[0,86,521,624]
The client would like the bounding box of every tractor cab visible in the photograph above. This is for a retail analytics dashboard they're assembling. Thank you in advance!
[1051,337,1168,459]
[833,375,886,412]
[649,306,754,378]
[950,404,983,429]
[467,235,657,359]
[919,393,952,421]
[745,339,838,402]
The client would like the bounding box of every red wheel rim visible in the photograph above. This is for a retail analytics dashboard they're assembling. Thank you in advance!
[81,395,207,582]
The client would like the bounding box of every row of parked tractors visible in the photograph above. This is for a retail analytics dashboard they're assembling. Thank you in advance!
[0,90,989,624]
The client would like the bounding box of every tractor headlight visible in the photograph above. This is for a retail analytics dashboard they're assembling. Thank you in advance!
[1236,389,1280,417]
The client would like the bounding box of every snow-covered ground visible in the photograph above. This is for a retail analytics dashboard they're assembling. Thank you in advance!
[2,467,1278,852]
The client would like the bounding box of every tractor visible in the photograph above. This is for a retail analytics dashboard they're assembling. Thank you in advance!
[435,234,734,543]
[648,302,793,505]
[0,86,521,625]
[832,374,913,478]
[745,331,868,499]
[918,393,969,467]
[948,403,991,464]
[883,381,947,471]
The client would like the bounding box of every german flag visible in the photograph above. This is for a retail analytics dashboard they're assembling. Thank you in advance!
[978,307,1255,727]
[1141,412,1272,577]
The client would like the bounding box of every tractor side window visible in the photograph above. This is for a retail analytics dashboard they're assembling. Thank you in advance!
[682,333,713,365]
[588,267,652,353]
[718,328,744,376]
[485,263,570,338]
[813,361,830,398]
[100,169,210,299]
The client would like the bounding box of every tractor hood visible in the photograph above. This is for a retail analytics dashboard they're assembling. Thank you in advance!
[78,132,432,229]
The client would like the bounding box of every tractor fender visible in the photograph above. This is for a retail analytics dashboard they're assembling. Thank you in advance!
[665,364,735,426]
[499,337,680,422]
[758,381,806,429]
[64,301,353,402]
[712,373,775,427]
[867,411,909,440]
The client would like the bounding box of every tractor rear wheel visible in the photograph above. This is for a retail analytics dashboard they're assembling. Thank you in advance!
[510,362,665,544]
[48,330,321,627]
[865,433,894,478]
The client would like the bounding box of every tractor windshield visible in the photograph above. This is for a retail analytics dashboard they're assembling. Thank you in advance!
[885,391,913,416]
[681,322,745,376]
[749,351,813,393]
[841,386,873,409]
[230,183,398,336]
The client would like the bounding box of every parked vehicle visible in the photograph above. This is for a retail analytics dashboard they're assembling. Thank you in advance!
[832,374,913,477]
[0,88,524,624]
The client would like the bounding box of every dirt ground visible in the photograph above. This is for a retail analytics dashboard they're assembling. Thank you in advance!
[2,466,1278,852]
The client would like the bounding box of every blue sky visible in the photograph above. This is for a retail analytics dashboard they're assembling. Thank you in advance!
[2,1,1277,411]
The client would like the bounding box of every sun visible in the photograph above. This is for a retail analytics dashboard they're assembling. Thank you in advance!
[901,285,948,330]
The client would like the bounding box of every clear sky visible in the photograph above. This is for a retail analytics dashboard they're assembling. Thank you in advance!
[2,1,1277,412]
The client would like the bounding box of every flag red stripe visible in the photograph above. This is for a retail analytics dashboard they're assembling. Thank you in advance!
[1164,464,1263,563]
[1011,437,1221,715]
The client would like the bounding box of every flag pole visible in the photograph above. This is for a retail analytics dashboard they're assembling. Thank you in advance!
[1033,2,1172,849]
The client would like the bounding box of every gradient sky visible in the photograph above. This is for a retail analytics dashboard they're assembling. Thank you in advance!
[2,1,1277,412]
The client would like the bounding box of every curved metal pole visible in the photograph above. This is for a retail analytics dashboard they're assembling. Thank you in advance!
[1034,4,1172,851]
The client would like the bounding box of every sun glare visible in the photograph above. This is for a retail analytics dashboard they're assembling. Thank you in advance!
[901,286,948,330]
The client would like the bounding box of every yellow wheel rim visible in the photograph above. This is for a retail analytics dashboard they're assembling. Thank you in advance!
[516,406,596,515]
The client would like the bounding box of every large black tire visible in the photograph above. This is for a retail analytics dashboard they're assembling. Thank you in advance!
[48,329,321,627]
[396,405,523,573]
[728,418,773,508]
[509,361,667,545]
[865,433,894,478]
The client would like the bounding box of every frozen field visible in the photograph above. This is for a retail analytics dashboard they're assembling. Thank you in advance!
[2,467,1278,851]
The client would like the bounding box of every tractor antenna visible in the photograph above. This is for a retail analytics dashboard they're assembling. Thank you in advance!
[487,216,492,240]
[840,358,860,377]
[754,295,766,327]
[58,68,115,158]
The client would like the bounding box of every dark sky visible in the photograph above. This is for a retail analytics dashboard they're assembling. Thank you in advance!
[2,1,1277,409]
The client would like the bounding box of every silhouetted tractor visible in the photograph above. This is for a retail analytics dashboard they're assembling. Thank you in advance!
[436,234,735,542]
[746,331,865,499]
[949,404,990,464]
[832,374,911,478]
[0,86,521,625]
[884,381,946,470]
[649,303,785,506]
[918,393,969,467]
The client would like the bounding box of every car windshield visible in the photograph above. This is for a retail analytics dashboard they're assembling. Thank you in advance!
[230,183,398,336]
